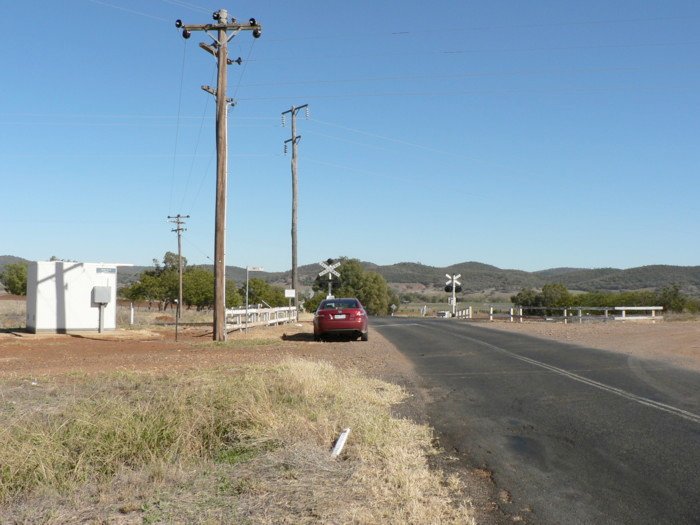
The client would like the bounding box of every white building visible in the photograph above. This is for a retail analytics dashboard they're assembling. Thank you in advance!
[26,261,130,333]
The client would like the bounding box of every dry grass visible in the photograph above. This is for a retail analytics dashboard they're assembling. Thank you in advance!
[0,360,473,524]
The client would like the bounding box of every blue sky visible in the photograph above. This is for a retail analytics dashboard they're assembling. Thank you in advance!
[2,0,699,272]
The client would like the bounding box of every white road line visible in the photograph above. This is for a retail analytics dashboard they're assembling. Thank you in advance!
[376,322,424,328]
[456,333,700,425]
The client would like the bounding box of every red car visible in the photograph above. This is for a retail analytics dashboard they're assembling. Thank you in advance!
[313,298,368,341]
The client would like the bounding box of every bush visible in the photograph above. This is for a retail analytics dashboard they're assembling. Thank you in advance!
[0,263,28,296]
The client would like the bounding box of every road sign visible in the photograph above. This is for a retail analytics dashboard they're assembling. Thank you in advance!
[319,260,341,278]
[284,289,296,299]
[445,273,461,286]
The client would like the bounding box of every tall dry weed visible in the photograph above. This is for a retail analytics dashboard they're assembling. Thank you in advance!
[0,359,473,524]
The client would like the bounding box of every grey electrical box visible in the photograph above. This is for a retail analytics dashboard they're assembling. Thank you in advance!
[92,286,111,304]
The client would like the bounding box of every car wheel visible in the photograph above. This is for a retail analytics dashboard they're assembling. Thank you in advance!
[361,331,368,342]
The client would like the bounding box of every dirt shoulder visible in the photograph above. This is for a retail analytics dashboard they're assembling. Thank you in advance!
[0,322,507,523]
[476,318,700,372]
[0,323,421,381]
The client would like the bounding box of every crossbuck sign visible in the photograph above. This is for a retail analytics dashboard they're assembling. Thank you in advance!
[319,260,341,278]
[319,260,341,298]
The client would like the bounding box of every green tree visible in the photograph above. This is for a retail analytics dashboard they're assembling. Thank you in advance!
[511,288,542,307]
[244,278,286,307]
[182,267,214,310]
[352,271,385,315]
[162,251,186,272]
[541,283,573,308]
[118,253,179,309]
[305,291,327,313]
[226,279,243,308]
[656,284,686,313]
[0,263,28,295]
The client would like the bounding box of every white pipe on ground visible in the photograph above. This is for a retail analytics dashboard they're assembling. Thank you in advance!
[331,428,351,458]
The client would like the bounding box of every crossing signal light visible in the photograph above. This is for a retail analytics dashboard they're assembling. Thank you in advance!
[445,284,463,293]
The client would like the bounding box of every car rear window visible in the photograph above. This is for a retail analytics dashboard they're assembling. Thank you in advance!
[320,299,360,310]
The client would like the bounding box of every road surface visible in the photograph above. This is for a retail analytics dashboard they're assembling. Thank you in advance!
[374,317,700,524]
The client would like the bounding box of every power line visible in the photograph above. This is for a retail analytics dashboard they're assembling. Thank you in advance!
[179,66,217,213]
[0,112,277,121]
[248,40,700,63]
[237,63,700,89]
[264,15,700,43]
[232,39,258,99]
[169,39,189,216]
[84,0,169,21]
[160,0,209,15]
[237,83,697,102]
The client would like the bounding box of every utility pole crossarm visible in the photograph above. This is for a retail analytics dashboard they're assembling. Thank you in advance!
[176,15,261,39]
[177,21,261,33]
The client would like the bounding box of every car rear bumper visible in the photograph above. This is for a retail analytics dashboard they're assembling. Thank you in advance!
[314,318,367,335]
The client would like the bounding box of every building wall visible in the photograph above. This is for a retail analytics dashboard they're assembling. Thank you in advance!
[26,261,118,333]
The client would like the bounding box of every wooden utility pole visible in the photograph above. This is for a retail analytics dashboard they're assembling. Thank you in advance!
[168,214,189,342]
[175,10,261,341]
[167,214,189,321]
[282,104,308,312]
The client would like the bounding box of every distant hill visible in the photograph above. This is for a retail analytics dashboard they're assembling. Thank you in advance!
[0,255,29,267]
[2,256,698,297]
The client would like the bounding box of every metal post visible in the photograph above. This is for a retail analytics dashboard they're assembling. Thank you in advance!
[245,266,249,332]
[489,306,493,322]
[98,304,105,334]
[452,275,457,317]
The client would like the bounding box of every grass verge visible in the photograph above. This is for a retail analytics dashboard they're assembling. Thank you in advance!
[0,359,473,524]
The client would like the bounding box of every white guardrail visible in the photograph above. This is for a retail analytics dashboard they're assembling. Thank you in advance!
[454,306,663,323]
[225,306,298,331]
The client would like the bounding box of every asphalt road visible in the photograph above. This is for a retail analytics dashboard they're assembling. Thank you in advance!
[373,318,700,525]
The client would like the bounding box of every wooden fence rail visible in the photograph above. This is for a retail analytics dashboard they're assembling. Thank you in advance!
[454,306,663,323]
[225,306,298,331]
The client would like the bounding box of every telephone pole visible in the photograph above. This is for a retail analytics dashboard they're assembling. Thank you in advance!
[168,214,189,321]
[282,104,308,312]
[175,10,261,341]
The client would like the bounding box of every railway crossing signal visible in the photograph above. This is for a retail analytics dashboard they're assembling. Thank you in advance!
[319,259,341,298]
[445,273,462,316]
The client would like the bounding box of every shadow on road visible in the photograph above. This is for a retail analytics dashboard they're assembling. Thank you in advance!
[281,332,315,342]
